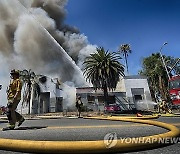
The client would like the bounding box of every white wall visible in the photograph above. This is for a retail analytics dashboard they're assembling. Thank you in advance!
[30,77,62,114]
[124,78,152,110]
[114,77,126,92]
[124,78,151,98]
[40,78,61,98]
[114,76,153,110]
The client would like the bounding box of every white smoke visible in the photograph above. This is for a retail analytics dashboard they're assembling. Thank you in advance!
[61,82,76,110]
[136,100,157,111]
[0,0,23,55]
[77,44,98,69]
[0,0,97,106]
[0,54,12,106]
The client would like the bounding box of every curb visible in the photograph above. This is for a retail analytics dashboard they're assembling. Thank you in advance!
[0,117,179,153]
[34,116,80,119]
[0,116,79,121]
[85,115,160,120]
[36,115,160,120]
[36,115,64,119]
[0,115,159,123]
[0,114,160,120]
[153,114,180,117]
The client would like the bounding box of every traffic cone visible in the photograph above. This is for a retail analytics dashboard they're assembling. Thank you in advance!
[137,113,143,117]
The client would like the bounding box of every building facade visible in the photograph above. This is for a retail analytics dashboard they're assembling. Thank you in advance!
[76,75,153,111]
[30,77,63,114]
[25,75,153,114]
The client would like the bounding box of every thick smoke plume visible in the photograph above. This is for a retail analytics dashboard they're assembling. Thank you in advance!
[0,0,96,83]
[0,0,96,106]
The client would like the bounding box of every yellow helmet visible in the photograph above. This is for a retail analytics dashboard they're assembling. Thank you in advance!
[10,69,19,75]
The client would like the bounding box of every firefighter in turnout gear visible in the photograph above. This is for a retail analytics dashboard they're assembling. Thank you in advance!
[158,99,172,114]
[2,70,25,131]
[76,96,83,118]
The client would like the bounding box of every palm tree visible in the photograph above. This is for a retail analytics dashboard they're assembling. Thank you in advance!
[83,47,124,105]
[20,69,46,114]
[20,69,36,114]
[119,44,131,74]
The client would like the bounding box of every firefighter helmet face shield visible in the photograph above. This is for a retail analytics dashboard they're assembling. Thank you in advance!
[10,70,19,78]
[10,69,19,75]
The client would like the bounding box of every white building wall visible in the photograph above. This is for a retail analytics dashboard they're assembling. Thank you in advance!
[124,77,152,110]
[124,78,150,98]
[40,78,63,98]
[114,77,151,100]
[114,76,152,110]
[30,77,63,114]
[40,79,55,98]
[114,78,126,92]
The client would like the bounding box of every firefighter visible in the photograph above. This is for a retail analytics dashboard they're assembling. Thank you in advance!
[162,100,172,114]
[158,99,172,114]
[75,96,83,118]
[2,70,25,131]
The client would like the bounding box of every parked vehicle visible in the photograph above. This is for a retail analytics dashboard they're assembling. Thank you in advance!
[104,104,121,113]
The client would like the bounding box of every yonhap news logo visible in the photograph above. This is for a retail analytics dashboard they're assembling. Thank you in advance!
[104,132,180,148]
[104,132,118,148]
[117,137,180,144]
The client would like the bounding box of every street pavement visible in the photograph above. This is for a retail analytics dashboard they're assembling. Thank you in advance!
[0,116,179,153]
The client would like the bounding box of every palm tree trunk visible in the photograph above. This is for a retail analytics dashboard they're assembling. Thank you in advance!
[103,84,108,106]
[27,81,31,115]
[124,53,129,74]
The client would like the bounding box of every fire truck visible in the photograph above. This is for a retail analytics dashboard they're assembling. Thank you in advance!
[169,75,180,106]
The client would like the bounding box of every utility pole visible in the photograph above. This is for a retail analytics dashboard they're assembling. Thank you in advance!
[159,42,170,79]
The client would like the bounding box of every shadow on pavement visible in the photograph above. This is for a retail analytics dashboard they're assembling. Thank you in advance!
[14,126,47,130]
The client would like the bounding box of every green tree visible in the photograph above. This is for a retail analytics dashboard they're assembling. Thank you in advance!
[119,44,131,74]
[139,53,173,102]
[83,47,125,105]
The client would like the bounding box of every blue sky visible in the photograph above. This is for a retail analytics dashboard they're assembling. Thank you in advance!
[65,0,180,75]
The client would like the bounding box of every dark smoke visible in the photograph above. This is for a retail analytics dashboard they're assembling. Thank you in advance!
[0,0,97,86]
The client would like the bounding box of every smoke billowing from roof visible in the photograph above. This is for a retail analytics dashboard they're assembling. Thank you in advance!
[0,0,97,86]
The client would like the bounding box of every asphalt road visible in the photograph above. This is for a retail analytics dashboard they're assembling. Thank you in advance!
[0,116,179,154]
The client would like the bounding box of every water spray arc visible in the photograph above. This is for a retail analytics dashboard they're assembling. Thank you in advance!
[0,0,96,107]
[16,0,87,87]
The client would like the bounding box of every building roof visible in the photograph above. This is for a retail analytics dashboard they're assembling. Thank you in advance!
[76,87,94,93]
[124,75,147,79]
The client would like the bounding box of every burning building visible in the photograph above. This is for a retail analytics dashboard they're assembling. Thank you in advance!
[0,0,153,114]
[0,0,96,107]
[28,76,63,114]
